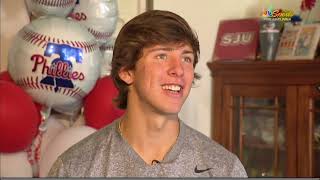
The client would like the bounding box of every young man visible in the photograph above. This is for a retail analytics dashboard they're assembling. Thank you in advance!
[48,10,247,177]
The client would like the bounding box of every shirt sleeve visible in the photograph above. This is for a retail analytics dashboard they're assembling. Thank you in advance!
[47,157,68,177]
[230,157,248,177]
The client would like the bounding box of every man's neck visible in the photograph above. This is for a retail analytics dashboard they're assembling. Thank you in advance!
[119,110,180,165]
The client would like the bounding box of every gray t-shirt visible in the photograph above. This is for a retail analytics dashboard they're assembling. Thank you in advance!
[48,119,247,177]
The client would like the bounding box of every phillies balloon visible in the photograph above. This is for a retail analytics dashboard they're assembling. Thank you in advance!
[25,0,77,18]
[0,80,41,153]
[84,76,125,129]
[99,38,115,77]
[8,16,102,112]
[70,0,118,45]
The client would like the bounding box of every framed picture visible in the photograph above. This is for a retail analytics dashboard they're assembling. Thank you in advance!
[276,23,320,60]
[212,18,260,61]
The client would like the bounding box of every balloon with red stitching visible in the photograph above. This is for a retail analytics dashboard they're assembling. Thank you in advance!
[25,0,77,19]
[0,80,41,153]
[8,16,102,115]
[70,0,118,45]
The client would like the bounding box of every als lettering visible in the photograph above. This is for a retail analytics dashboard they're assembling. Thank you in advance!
[31,43,84,92]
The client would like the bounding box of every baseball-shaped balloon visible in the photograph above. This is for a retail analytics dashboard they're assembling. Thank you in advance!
[70,0,118,45]
[8,16,102,111]
[99,38,115,77]
[25,0,76,19]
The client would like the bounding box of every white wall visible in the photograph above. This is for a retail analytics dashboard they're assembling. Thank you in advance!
[153,0,319,137]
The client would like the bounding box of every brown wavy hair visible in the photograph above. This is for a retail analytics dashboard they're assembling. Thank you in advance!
[111,10,200,109]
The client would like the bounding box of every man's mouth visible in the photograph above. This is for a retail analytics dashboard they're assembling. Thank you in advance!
[161,84,183,93]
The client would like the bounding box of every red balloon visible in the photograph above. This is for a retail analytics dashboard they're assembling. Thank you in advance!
[84,76,125,129]
[0,71,13,82]
[0,80,41,153]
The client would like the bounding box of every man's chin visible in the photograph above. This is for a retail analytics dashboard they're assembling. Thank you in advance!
[161,107,182,116]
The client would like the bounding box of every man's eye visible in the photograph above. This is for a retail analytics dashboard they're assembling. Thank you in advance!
[156,54,167,60]
[183,57,193,63]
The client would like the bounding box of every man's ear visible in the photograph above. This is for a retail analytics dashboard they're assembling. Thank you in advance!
[118,67,134,85]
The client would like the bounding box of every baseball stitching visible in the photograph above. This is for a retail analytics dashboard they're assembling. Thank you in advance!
[16,76,87,99]
[20,28,99,54]
[99,45,114,51]
[88,27,113,41]
[31,0,76,8]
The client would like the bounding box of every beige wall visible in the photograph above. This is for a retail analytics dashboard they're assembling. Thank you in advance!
[0,0,30,71]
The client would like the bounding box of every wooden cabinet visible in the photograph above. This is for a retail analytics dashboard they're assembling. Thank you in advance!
[207,60,320,177]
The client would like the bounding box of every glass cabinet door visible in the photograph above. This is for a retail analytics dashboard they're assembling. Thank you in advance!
[223,85,297,177]
[298,86,320,177]
[232,97,286,177]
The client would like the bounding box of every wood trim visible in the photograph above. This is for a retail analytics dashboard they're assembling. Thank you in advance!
[222,85,232,149]
[286,86,298,177]
[274,97,279,176]
[239,97,244,162]
[207,60,320,85]
[208,60,320,75]
[229,85,286,97]
[212,77,223,143]
[297,86,313,177]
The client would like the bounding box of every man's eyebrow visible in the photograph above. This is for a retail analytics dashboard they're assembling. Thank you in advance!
[147,47,194,54]
[147,47,174,52]
[181,50,194,54]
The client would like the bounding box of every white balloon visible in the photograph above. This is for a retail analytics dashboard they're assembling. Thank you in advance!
[25,0,76,19]
[99,38,115,77]
[39,114,67,158]
[70,0,118,45]
[8,16,102,112]
[0,151,33,177]
[39,125,96,177]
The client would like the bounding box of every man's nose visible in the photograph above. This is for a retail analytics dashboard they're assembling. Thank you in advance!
[168,56,184,77]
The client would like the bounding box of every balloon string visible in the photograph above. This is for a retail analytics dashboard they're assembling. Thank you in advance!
[25,116,46,177]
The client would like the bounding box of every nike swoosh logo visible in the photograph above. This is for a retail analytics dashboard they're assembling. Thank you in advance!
[194,165,213,173]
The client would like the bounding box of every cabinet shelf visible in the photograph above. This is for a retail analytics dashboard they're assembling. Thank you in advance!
[243,137,286,150]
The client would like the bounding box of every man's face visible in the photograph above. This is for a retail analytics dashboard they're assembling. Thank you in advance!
[122,43,195,116]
